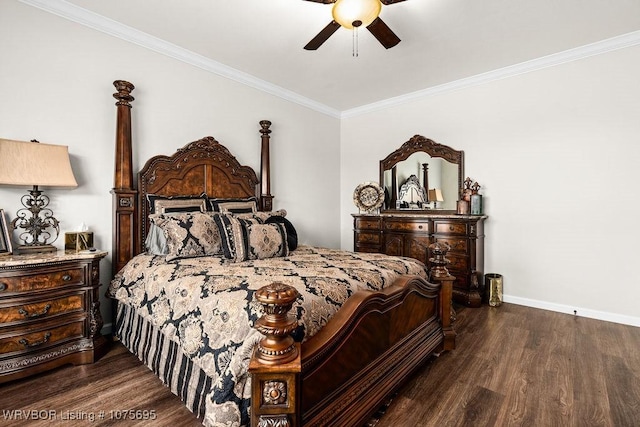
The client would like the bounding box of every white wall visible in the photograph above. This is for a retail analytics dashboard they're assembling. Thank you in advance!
[341,45,640,325]
[0,1,341,332]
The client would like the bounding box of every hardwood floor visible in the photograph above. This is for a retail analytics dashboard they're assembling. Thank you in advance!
[1,303,638,426]
[376,303,640,427]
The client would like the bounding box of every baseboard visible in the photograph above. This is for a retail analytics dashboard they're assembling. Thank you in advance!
[503,295,640,328]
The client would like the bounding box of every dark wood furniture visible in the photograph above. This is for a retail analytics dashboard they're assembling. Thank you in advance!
[354,213,486,307]
[110,80,455,427]
[366,134,488,307]
[0,250,108,383]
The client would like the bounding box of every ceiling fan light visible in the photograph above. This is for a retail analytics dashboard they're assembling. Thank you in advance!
[332,0,382,30]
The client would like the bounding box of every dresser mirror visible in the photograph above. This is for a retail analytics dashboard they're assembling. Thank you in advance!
[380,135,464,212]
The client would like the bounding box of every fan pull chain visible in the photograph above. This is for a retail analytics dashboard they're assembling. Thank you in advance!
[352,27,359,57]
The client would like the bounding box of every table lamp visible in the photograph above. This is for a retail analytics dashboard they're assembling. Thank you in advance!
[0,139,78,254]
[428,188,444,209]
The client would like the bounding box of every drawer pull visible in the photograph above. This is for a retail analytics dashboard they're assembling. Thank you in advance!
[449,226,454,231]
[62,274,72,282]
[418,225,423,229]
[18,304,52,319]
[19,332,52,348]
[0,283,6,291]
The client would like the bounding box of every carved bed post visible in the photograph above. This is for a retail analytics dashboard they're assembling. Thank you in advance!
[249,283,301,427]
[111,80,137,276]
[259,120,273,211]
[429,242,457,351]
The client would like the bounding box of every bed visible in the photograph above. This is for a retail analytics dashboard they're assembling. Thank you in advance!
[108,80,455,427]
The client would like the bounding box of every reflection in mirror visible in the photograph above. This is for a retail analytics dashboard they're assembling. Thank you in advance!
[383,152,459,210]
[380,135,464,212]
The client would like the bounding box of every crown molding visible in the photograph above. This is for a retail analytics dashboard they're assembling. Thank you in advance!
[19,0,342,119]
[342,30,640,118]
[20,0,640,120]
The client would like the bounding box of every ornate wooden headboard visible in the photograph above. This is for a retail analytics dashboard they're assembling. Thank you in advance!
[110,80,273,275]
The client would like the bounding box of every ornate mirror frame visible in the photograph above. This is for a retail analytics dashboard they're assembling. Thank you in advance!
[380,135,464,212]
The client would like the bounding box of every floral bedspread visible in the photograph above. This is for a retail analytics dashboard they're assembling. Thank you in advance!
[108,245,428,427]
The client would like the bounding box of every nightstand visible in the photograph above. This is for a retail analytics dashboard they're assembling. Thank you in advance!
[0,250,108,383]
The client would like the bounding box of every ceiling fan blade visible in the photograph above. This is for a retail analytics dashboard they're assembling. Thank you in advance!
[380,0,407,4]
[304,20,341,50]
[366,17,401,49]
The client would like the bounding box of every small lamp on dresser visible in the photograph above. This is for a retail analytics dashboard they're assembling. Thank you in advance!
[428,188,444,209]
[0,138,77,254]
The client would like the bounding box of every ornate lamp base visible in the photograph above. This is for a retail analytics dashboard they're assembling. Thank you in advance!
[10,185,61,253]
[15,244,57,255]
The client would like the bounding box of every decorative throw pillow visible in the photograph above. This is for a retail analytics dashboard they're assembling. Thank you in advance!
[150,212,222,261]
[209,197,258,214]
[213,214,288,262]
[238,209,287,222]
[144,223,169,255]
[265,215,298,251]
[147,193,208,214]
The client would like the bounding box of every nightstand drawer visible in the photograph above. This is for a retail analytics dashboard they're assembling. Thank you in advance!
[0,320,85,355]
[0,293,86,326]
[384,220,429,232]
[434,221,467,235]
[0,268,84,294]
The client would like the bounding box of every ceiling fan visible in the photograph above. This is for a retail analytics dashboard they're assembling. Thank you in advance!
[303,0,405,50]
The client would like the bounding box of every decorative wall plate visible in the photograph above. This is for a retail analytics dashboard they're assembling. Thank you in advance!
[353,182,385,213]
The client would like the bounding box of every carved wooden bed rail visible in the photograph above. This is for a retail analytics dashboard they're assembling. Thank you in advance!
[248,243,455,427]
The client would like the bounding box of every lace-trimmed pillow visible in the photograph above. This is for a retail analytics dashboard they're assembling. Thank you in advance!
[213,214,288,262]
[150,212,222,261]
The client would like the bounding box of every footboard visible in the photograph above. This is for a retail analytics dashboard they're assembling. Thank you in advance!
[300,275,444,426]
[250,245,455,427]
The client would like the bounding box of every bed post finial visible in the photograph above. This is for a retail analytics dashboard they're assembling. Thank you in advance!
[259,120,273,211]
[111,80,137,276]
[113,80,135,107]
[253,282,299,365]
[250,282,301,427]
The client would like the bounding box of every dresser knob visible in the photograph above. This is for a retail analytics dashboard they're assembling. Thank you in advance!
[0,283,6,291]
[62,274,72,281]
[418,225,423,229]
[449,226,454,231]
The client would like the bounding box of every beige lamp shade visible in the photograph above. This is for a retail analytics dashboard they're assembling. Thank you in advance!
[428,188,444,202]
[0,139,77,187]
[332,0,382,29]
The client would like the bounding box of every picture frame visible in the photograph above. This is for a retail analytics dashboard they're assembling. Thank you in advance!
[0,209,13,256]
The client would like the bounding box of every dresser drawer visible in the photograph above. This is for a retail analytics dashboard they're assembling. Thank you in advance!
[434,221,467,235]
[0,293,86,326]
[355,217,381,230]
[0,268,84,295]
[445,254,470,271]
[355,231,381,245]
[434,237,468,254]
[0,320,85,355]
[384,220,430,232]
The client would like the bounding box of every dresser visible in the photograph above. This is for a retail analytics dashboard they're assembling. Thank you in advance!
[0,250,108,383]
[353,213,486,307]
